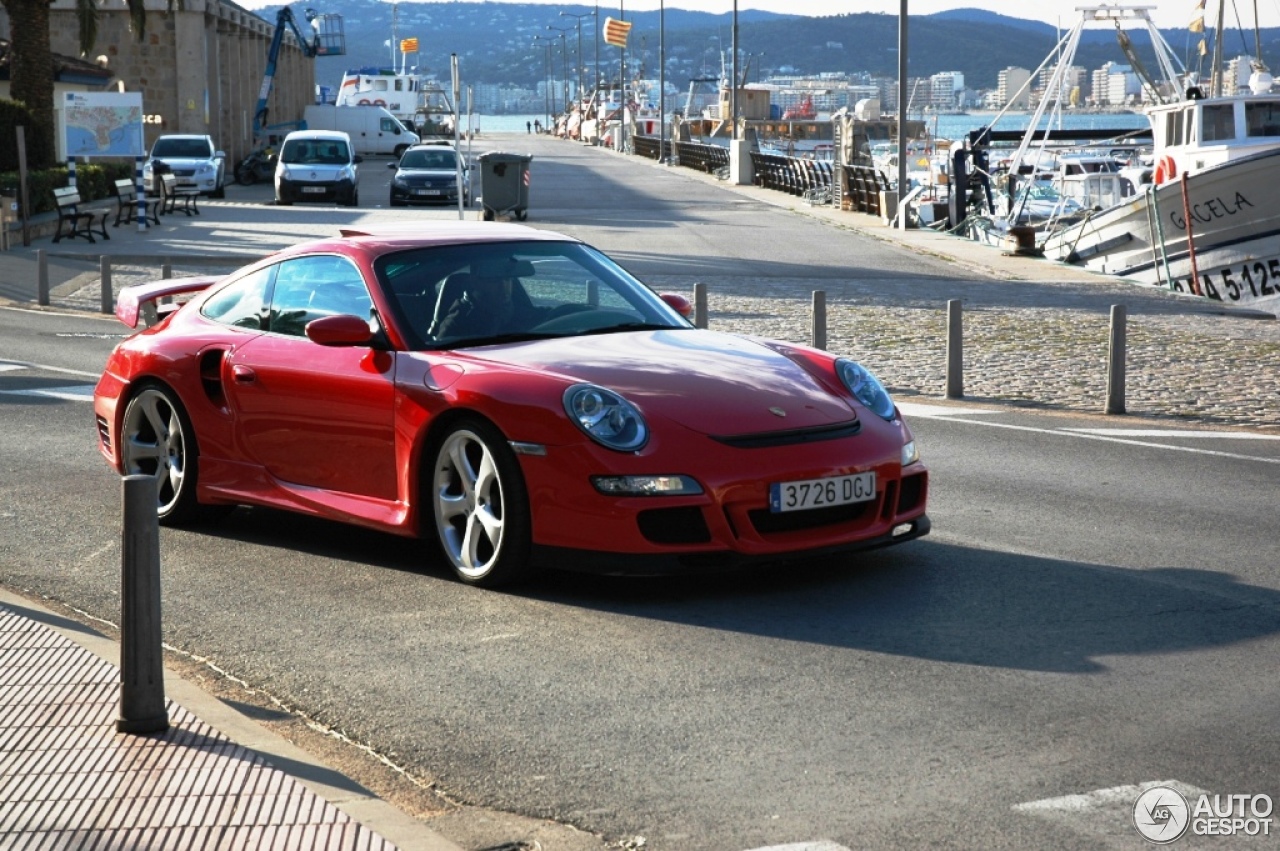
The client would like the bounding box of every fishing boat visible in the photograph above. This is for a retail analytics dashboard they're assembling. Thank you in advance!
[1021,4,1280,312]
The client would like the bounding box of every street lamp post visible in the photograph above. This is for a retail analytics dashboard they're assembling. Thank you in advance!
[533,36,554,124]
[547,25,572,111]
[560,10,595,105]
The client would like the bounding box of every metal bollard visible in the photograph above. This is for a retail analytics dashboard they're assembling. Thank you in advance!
[117,475,169,734]
[945,299,964,399]
[100,255,113,315]
[693,282,708,329]
[1106,304,1127,415]
[161,261,172,280]
[811,290,827,350]
[37,248,49,306]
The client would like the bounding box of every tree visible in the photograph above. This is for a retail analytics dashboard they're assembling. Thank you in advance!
[0,0,161,168]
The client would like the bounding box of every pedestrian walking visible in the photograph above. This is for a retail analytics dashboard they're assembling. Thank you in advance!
[527,121,532,133]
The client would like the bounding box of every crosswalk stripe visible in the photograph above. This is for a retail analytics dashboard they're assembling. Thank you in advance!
[0,385,97,402]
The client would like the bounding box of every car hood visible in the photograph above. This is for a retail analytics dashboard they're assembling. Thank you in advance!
[151,156,216,168]
[397,167,458,178]
[279,163,352,179]
[459,329,858,435]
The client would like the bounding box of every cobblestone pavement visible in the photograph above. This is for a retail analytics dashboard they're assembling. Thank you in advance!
[52,255,1280,433]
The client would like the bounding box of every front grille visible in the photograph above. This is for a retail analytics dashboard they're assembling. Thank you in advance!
[637,506,711,545]
[710,419,860,449]
[748,500,872,535]
[96,415,112,452]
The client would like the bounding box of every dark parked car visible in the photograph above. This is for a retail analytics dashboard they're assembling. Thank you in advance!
[389,143,470,206]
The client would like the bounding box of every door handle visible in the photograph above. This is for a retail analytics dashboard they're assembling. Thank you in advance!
[231,365,256,383]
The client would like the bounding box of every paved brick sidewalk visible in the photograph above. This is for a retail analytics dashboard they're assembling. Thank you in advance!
[0,595,461,851]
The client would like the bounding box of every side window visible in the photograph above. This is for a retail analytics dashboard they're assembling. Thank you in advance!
[381,118,399,133]
[1201,104,1235,142]
[267,255,373,337]
[201,266,273,330]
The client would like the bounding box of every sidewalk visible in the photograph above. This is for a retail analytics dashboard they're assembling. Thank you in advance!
[0,587,463,851]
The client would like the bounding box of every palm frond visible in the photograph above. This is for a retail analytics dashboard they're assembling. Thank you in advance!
[75,0,98,56]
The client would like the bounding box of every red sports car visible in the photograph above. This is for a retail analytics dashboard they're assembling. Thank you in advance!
[94,221,929,586]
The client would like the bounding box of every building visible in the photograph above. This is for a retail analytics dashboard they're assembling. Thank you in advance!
[996,67,1032,109]
[0,0,317,163]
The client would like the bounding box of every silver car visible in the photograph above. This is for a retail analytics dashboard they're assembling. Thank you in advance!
[143,135,226,198]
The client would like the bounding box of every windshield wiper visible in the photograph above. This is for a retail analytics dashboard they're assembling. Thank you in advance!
[432,331,564,349]
[577,323,687,336]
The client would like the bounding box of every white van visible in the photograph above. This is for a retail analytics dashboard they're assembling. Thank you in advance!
[302,104,419,157]
[274,129,361,207]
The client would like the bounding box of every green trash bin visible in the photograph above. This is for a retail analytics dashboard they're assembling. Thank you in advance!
[478,151,532,221]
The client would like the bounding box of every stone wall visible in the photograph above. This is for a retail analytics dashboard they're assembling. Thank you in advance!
[2,0,316,162]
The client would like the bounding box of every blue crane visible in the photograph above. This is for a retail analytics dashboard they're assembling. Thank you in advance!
[234,7,344,185]
[251,7,345,147]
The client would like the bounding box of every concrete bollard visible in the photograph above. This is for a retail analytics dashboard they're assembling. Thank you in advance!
[693,282,708,329]
[811,290,827,350]
[117,475,169,734]
[100,256,113,315]
[1106,304,1127,415]
[37,249,49,306]
[945,299,964,399]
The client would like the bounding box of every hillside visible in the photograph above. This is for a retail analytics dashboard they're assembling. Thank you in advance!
[250,1,1280,92]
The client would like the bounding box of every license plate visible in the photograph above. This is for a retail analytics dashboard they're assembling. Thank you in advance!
[301,186,326,194]
[769,471,876,513]
[412,189,441,196]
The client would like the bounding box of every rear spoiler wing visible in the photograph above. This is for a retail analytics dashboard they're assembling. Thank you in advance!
[115,276,222,329]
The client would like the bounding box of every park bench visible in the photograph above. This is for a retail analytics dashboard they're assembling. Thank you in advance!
[158,173,200,217]
[113,178,159,227]
[52,186,110,244]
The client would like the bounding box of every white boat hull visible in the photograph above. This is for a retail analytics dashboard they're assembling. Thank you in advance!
[1042,148,1280,312]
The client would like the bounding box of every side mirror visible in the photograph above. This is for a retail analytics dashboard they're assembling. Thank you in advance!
[353,155,364,164]
[388,161,397,169]
[215,150,226,159]
[305,314,375,346]
[660,293,692,318]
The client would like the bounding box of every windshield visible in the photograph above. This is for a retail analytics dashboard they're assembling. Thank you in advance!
[152,138,212,158]
[375,240,691,349]
[400,149,457,170]
[281,139,351,165]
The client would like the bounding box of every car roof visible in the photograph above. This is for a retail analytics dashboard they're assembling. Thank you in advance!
[284,130,351,142]
[333,221,574,250]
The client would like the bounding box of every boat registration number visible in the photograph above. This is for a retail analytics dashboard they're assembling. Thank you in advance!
[413,189,441,196]
[1172,257,1280,302]
[769,471,876,513]
[301,186,327,194]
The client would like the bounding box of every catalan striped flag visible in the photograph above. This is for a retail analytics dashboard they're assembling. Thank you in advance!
[1189,0,1206,33]
[603,17,632,48]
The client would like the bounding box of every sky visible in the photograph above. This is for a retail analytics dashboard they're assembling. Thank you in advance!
[234,0,1280,31]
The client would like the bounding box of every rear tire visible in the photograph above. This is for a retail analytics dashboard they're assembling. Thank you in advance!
[428,417,533,587]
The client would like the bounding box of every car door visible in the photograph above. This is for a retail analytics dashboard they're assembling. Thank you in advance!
[225,254,398,501]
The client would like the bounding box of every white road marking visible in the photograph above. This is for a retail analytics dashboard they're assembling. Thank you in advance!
[1063,428,1280,440]
[1013,780,1208,814]
[0,385,97,402]
[742,843,850,851]
[900,401,1280,463]
[0,359,100,379]
[897,401,1006,418]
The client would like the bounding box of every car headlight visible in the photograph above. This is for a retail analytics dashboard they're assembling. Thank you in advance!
[564,384,648,451]
[901,439,919,467]
[836,358,896,421]
[196,164,213,176]
[393,175,409,188]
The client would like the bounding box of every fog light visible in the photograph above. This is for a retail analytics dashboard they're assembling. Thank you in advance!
[892,522,915,537]
[592,475,702,496]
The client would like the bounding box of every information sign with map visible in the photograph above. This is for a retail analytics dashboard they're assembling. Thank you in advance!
[61,92,144,158]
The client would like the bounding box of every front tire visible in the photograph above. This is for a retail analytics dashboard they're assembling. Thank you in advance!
[235,163,257,186]
[429,417,533,587]
[119,383,206,526]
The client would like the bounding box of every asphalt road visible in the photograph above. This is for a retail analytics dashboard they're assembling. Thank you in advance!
[3,136,1279,850]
